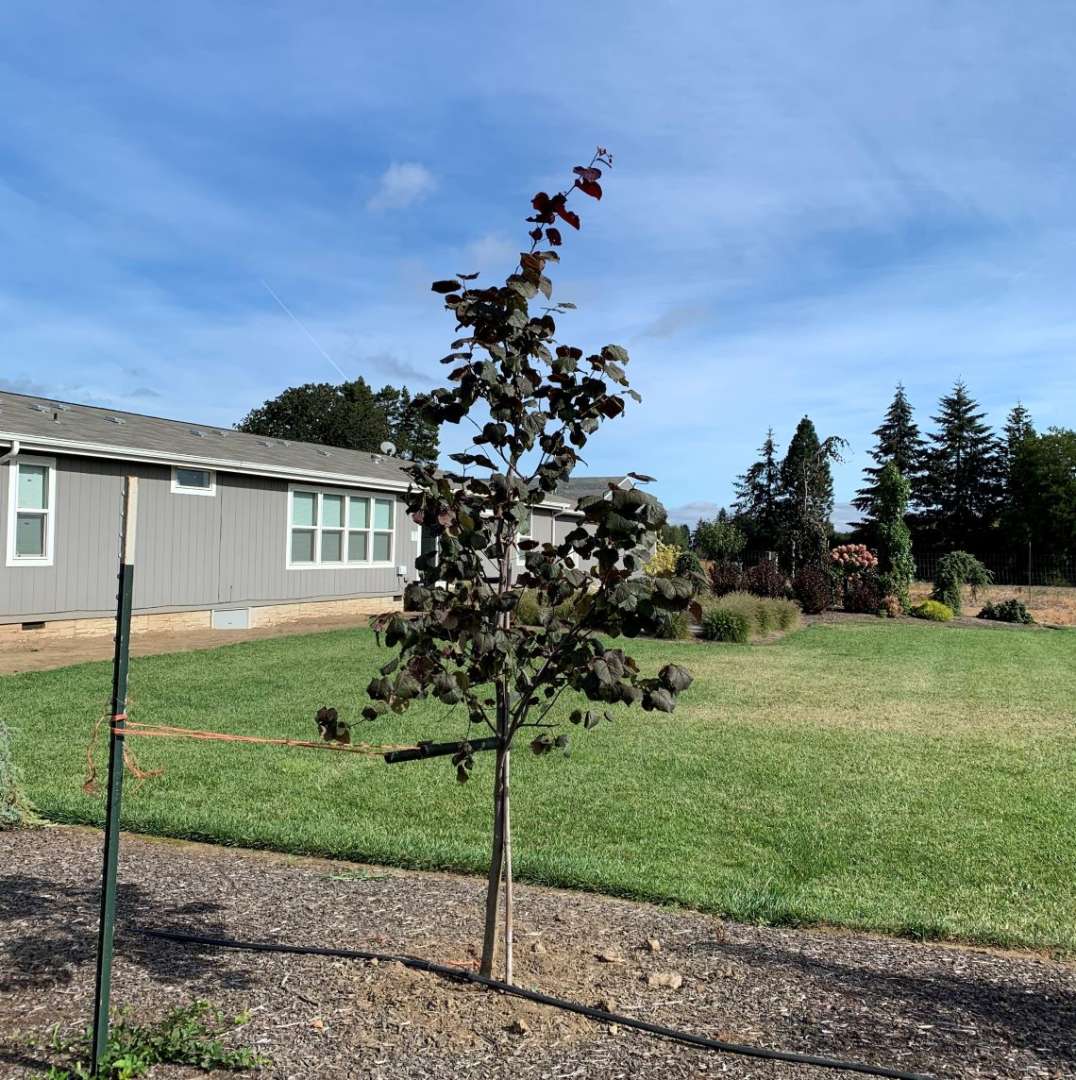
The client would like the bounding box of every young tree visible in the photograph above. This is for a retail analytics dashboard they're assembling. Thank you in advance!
[362,152,697,979]
[237,377,439,462]
[733,429,783,552]
[853,384,926,516]
[869,463,915,609]
[919,380,1002,551]
[692,515,747,561]
[779,416,844,574]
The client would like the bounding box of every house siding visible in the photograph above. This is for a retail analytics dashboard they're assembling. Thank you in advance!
[0,454,415,623]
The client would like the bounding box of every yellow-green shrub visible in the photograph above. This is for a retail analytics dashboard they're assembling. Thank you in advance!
[911,599,954,622]
[644,540,681,578]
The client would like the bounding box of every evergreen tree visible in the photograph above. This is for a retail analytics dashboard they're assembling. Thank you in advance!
[1005,427,1076,569]
[870,463,915,609]
[374,385,441,462]
[919,380,1002,552]
[733,429,782,552]
[853,384,926,515]
[998,402,1036,549]
[779,416,843,572]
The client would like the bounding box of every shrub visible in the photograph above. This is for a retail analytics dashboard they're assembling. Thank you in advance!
[880,594,903,619]
[830,543,878,571]
[653,609,693,640]
[791,566,833,614]
[514,588,543,627]
[674,549,708,596]
[701,608,750,643]
[872,463,914,610]
[644,540,681,578]
[979,598,1034,624]
[931,551,992,615]
[842,570,884,614]
[911,599,954,622]
[772,597,802,632]
[743,560,788,599]
[708,560,744,597]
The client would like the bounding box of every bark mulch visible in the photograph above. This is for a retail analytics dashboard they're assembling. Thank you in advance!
[1,826,1073,1079]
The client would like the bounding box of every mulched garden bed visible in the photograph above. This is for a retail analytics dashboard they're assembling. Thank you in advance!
[1,826,1073,1079]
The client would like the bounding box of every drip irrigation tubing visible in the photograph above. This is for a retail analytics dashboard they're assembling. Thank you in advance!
[141,928,935,1080]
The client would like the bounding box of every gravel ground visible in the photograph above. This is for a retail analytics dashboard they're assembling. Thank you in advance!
[1,826,1073,1080]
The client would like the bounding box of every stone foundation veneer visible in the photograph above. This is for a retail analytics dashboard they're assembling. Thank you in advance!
[0,596,402,641]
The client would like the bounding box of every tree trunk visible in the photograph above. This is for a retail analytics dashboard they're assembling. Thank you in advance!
[479,683,510,977]
[502,748,514,984]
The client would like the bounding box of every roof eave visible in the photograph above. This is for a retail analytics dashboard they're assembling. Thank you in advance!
[0,430,412,492]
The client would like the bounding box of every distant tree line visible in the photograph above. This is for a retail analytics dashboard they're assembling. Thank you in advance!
[236,377,439,462]
[679,380,1075,579]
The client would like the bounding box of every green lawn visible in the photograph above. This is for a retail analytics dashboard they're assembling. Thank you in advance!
[5,621,1075,953]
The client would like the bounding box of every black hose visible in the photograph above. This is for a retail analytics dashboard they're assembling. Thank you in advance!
[140,928,934,1080]
[382,736,500,764]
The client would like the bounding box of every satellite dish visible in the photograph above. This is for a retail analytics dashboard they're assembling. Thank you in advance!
[379,441,397,456]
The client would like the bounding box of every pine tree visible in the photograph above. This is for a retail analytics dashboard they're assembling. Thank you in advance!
[778,416,842,572]
[733,429,782,552]
[919,380,1002,551]
[853,384,925,516]
[870,463,915,609]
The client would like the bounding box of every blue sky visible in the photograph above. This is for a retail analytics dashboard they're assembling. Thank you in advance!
[2,2,1074,526]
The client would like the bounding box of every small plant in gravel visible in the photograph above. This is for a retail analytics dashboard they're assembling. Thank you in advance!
[910,599,954,622]
[1,718,32,828]
[35,1001,266,1079]
[362,149,697,979]
[978,598,1034,624]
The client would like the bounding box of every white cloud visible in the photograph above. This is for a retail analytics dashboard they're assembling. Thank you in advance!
[366,162,436,211]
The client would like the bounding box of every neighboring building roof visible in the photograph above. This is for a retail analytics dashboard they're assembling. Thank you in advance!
[0,390,413,490]
[554,475,636,503]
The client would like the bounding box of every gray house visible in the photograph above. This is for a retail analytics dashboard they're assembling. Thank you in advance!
[0,391,618,641]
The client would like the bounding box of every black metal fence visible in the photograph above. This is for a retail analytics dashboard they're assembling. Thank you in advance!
[912,552,1076,588]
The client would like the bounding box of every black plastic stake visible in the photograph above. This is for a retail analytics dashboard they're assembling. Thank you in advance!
[91,476,138,1072]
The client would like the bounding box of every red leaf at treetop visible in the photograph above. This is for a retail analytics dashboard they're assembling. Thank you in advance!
[555,205,581,230]
[577,179,602,199]
[546,227,563,245]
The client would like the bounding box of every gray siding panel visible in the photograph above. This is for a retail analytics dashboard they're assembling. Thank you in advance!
[0,454,416,622]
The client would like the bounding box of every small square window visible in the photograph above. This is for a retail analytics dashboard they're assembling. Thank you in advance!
[172,467,216,495]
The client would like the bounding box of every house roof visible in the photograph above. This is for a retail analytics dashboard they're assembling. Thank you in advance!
[0,389,414,490]
[0,390,604,508]
[554,475,636,502]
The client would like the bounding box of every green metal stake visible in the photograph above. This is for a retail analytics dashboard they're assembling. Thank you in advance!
[91,476,138,1073]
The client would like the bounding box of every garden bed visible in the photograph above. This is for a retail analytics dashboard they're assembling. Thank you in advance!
[2,827,1074,1079]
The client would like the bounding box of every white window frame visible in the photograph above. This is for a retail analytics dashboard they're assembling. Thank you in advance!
[286,484,395,570]
[171,465,216,496]
[6,455,57,568]
[515,508,533,565]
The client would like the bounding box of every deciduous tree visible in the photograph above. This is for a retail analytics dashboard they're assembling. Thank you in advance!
[362,151,697,978]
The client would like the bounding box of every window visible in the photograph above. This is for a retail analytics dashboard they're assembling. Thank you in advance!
[288,487,395,568]
[171,466,216,495]
[6,456,56,567]
[515,509,532,564]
